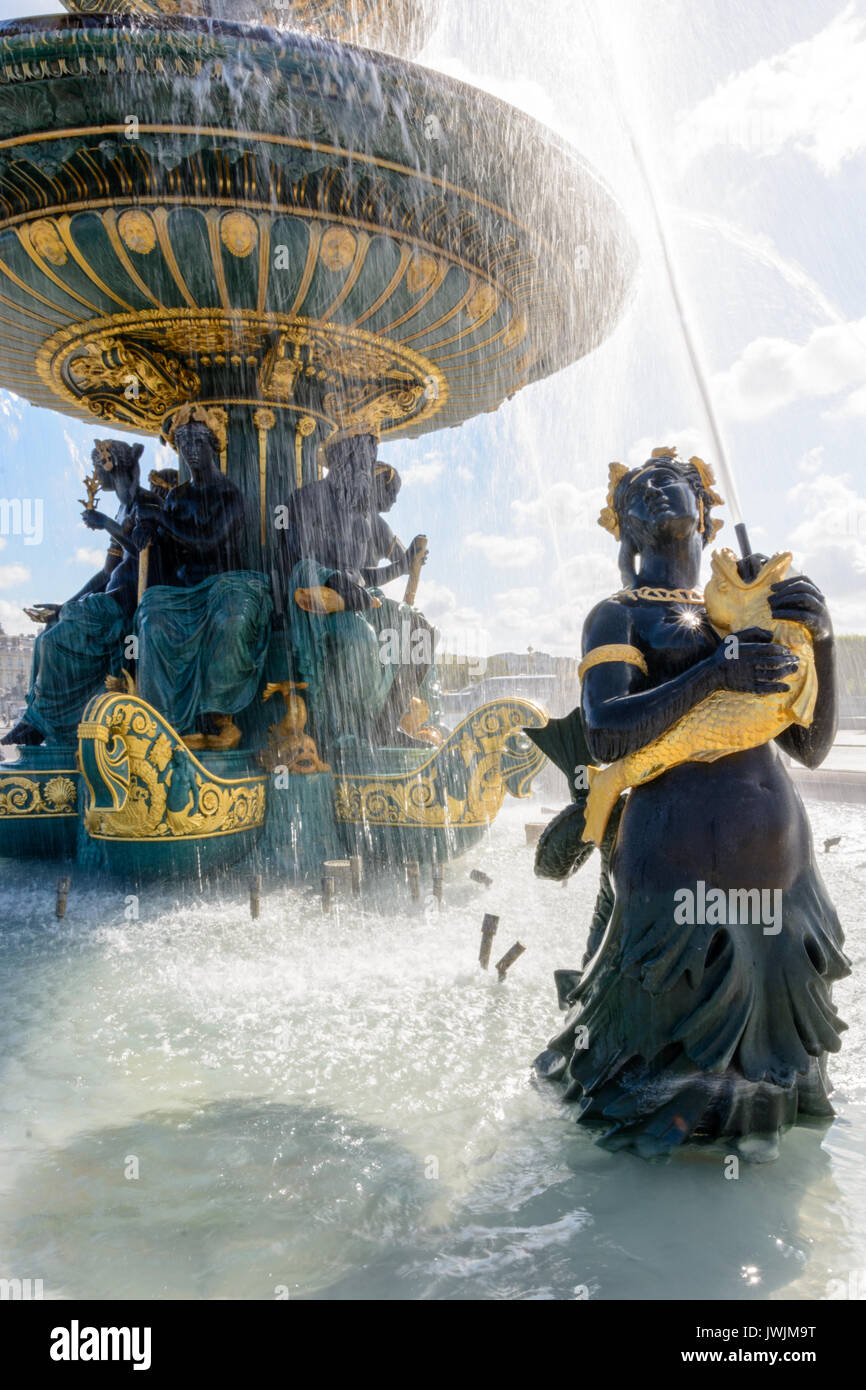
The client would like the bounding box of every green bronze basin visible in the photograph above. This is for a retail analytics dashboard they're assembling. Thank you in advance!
[0,11,635,469]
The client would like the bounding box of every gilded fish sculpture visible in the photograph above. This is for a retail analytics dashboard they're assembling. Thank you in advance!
[582,548,818,846]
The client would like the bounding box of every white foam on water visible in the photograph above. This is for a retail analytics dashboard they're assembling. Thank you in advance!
[0,793,863,1300]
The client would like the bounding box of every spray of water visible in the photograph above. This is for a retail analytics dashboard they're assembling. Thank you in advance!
[677,208,863,338]
[2,0,865,1306]
[584,1,748,539]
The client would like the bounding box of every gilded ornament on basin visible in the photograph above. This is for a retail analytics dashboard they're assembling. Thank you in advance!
[0,771,78,818]
[44,775,78,809]
[467,285,499,321]
[117,210,157,255]
[503,313,529,348]
[28,219,68,267]
[406,253,439,294]
[319,226,357,272]
[220,211,259,258]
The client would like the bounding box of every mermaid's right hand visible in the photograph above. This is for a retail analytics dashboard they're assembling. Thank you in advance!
[711,627,800,695]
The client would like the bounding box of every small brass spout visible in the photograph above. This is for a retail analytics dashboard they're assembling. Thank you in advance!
[495,941,526,982]
[479,913,499,970]
[250,874,262,920]
[55,877,71,920]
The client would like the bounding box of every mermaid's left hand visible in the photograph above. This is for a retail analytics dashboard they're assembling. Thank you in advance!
[769,575,832,641]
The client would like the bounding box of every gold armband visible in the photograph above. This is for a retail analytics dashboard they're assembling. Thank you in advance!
[578,644,649,681]
[107,544,123,558]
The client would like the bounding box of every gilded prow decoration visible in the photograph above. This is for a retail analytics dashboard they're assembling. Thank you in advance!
[78,692,267,841]
[333,698,548,830]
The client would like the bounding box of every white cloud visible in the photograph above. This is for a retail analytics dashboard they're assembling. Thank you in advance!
[825,384,866,421]
[74,547,106,568]
[785,467,866,632]
[713,317,866,420]
[552,552,618,594]
[511,481,602,531]
[490,585,542,633]
[488,587,544,646]
[0,564,29,588]
[0,389,22,441]
[419,578,491,659]
[64,429,89,483]
[677,4,866,175]
[464,531,542,568]
[0,599,31,636]
[485,599,582,657]
[626,427,710,468]
[486,548,622,655]
[398,451,445,487]
[149,440,175,471]
[798,445,825,476]
[420,578,483,627]
[492,585,541,607]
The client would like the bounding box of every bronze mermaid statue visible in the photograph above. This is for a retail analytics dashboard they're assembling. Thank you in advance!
[530,447,847,1160]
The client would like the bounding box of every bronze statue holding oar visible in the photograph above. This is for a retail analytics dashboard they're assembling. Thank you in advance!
[275,436,441,751]
[363,462,439,746]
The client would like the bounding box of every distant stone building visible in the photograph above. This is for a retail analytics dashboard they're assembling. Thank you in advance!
[0,623,34,721]
[838,635,866,729]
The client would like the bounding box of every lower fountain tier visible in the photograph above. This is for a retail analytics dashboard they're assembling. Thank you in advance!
[0,693,548,878]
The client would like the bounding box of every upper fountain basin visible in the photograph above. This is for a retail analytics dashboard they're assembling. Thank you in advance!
[0,13,636,442]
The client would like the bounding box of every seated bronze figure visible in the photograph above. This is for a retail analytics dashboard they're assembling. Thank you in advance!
[363,462,439,746]
[2,439,152,746]
[276,434,439,751]
[133,404,273,750]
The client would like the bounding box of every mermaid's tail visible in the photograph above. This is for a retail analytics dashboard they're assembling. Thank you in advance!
[534,802,596,881]
[535,788,625,884]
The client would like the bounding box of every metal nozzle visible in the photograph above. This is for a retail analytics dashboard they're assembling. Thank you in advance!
[734,522,752,560]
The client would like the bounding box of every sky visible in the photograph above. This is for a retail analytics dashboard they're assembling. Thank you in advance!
[0,0,864,663]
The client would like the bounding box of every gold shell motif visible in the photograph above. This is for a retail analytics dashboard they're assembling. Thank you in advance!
[43,776,77,810]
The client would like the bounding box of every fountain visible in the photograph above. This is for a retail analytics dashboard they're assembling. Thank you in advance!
[0,0,636,877]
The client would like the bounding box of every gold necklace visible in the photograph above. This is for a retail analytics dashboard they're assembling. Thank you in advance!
[617,586,704,604]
